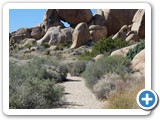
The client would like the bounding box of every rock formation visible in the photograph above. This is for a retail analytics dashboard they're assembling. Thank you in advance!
[37,26,73,46]
[56,9,93,27]
[70,22,90,49]
[31,25,45,40]
[42,9,64,32]
[131,49,145,76]
[89,25,107,42]
[110,44,137,57]
[92,9,137,36]
[131,9,145,39]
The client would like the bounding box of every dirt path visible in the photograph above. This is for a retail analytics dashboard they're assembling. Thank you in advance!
[60,73,105,109]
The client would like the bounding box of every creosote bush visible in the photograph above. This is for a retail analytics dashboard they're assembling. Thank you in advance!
[79,37,128,60]
[9,56,67,109]
[126,40,145,60]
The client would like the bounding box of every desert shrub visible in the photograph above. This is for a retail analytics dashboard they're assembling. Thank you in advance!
[126,40,145,60]
[92,37,128,54]
[82,56,132,89]
[93,71,145,100]
[93,78,116,100]
[41,42,50,48]
[107,80,144,109]
[44,49,51,55]
[9,58,65,109]
[10,53,36,60]
[69,61,87,76]
[9,76,64,109]
[27,57,68,82]
[79,37,128,60]
[79,51,95,60]
[57,41,72,50]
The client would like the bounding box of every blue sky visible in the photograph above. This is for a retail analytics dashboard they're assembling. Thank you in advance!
[9,9,96,32]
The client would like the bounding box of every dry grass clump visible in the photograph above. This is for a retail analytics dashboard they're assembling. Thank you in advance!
[106,80,145,109]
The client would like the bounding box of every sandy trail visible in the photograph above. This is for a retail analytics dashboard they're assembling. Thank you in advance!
[60,73,105,109]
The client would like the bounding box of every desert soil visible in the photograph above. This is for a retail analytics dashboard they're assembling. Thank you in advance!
[60,73,106,109]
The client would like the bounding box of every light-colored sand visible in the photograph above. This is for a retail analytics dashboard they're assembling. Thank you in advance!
[60,73,106,109]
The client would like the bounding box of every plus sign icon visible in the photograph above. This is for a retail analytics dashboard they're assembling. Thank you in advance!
[137,89,158,110]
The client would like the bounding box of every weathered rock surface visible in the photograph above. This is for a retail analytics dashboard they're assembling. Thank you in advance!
[70,22,90,49]
[56,9,93,27]
[131,49,145,76]
[37,26,73,46]
[125,32,139,42]
[31,25,45,40]
[93,9,137,36]
[94,54,104,61]
[111,44,137,57]
[10,28,32,43]
[42,9,64,32]
[89,25,107,42]
[131,9,145,39]
[112,25,131,40]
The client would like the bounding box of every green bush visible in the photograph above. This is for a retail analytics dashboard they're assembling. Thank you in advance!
[82,56,132,89]
[92,37,128,54]
[69,61,87,76]
[79,51,95,61]
[79,37,128,60]
[41,42,50,48]
[9,57,67,109]
[126,40,145,60]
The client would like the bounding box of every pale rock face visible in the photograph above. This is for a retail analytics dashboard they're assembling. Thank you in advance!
[56,9,93,27]
[94,54,105,61]
[89,25,107,42]
[131,9,145,39]
[70,22,90,49]
[37,26,73,46]
[110,44,137,57]
[131,49,145,76]
[125,32,139,42]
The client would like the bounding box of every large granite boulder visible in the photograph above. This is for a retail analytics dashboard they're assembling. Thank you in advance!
[131,49,145,76]
[110,44,137,57]
[56,9,93,27]
[93,9,137,36]
[31,25,45,40]
[89,25,107,42]
[70,22,90,49]
[42,9,64,32]
[10,28,32,43]
[131,9,145,39]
